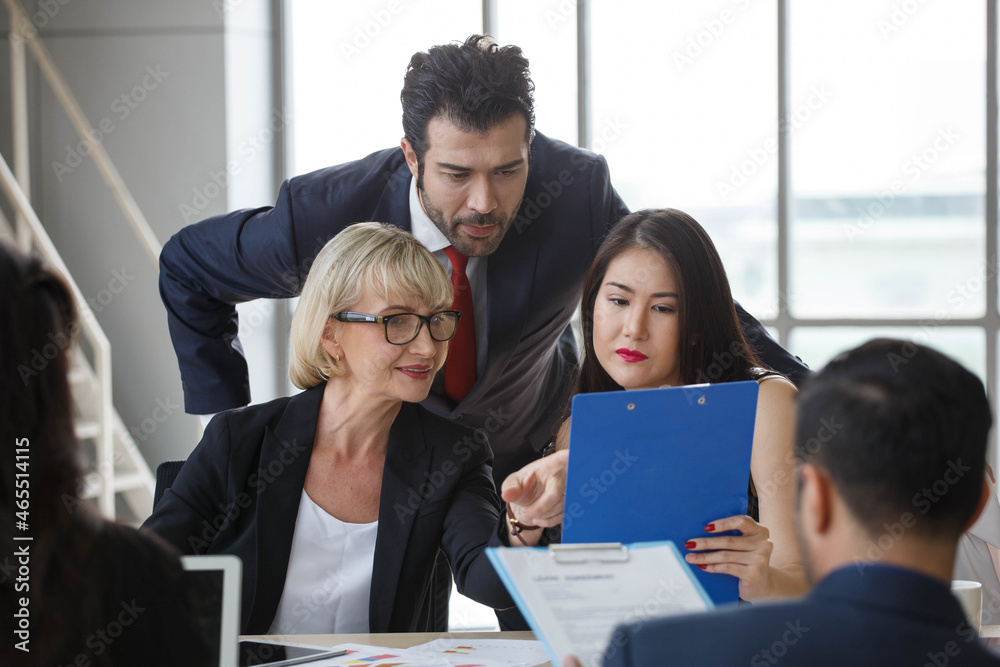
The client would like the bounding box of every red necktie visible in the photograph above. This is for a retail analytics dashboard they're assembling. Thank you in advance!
[443,246,476,403]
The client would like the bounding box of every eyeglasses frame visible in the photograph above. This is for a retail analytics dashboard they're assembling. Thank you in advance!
[330,309,462,345]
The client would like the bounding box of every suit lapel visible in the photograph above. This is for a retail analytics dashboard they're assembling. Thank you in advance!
[369,403,433,631]
[245,385,322,633]
[370,157,413,228]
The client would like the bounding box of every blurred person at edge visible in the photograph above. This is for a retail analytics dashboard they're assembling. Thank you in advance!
[144,224,567,635]
[955,463,1000,649]
[569,340,999,667]
[554,209,806,601]
[0,242,213,667]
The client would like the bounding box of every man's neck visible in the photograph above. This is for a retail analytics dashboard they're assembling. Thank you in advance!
[812,522,958,584]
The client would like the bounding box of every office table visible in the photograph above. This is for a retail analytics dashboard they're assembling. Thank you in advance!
[247,628,1000,664]
[245,630,537,649]
[244,631,549,665]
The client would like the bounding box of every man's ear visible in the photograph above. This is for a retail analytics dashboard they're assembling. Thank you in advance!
[964,475,992,531]
[400,137,419,177]
[800,463,834,537]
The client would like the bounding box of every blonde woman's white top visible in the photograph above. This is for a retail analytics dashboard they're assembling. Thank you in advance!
[266,489,378,635]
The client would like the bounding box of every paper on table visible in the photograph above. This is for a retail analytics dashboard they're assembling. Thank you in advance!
[487,542,712,667]
[303,642,452,667]
[408,638,547,666]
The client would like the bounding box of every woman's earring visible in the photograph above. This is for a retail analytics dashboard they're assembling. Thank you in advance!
[335,354,341,362]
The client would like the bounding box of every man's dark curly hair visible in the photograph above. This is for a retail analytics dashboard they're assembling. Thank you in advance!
[401,34,535,167]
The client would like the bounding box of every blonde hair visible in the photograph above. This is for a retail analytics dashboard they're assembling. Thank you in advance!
[289,222,453,389]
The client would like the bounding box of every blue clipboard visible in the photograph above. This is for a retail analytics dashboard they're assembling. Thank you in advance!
[561,381,759,605]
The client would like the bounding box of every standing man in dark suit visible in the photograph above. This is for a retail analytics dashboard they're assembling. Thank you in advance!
[595,339,998,667]
[161,34,807,486]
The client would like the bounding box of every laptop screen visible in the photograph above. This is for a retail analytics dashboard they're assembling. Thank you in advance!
[182,555,242,667]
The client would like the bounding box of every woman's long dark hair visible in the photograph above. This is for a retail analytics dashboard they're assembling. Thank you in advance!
[1,243,91,665]
[1,243,212,667]
[572,208,767,401]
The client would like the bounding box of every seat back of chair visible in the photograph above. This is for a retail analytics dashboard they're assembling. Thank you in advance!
[153,460,186,510]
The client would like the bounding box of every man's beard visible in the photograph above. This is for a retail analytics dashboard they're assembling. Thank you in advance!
[417,175,523,257]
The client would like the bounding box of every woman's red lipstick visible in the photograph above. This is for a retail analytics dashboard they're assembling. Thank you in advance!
[616,348,647,363]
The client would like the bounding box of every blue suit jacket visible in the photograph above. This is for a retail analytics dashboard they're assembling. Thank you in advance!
[141,384,513,634]
[602,565,1000,667]
[160,132,808,480]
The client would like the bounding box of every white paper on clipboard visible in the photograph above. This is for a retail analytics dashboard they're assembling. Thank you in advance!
[486,541,713,667]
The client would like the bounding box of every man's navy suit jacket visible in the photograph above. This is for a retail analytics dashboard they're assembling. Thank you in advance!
[602,565,1000,667]
[160,131,808,480]
[142,383,513,634]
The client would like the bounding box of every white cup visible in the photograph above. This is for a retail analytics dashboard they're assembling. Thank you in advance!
[951,580,983,634]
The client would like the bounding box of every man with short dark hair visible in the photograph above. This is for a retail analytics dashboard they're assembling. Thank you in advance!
[599,339,999,666]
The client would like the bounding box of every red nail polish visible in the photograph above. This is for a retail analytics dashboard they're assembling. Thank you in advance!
[697,564,707,570]
[684,541,696,549]
[705,523,716,532]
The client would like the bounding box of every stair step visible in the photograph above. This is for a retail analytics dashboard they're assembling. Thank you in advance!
[75,421,100,440]
[68,367,91,386]
[80,471,103,499]
[114,472,148,492]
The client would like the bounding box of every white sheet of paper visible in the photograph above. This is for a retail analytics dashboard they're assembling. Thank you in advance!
[488,542,712,667]
[407,638,547,666]
[303,642,451,667]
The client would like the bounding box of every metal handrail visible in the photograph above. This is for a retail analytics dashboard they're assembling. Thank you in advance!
[9,4,28,250]
[0,150,115,517]
[3,0,161,265]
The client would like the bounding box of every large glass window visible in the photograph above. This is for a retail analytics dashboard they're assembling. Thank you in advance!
[496,0,578,146]
[591,0,778,317]
[286,0,999,629]
[789,1,985,321]
[791,327,986,384]
[288,0,482,176]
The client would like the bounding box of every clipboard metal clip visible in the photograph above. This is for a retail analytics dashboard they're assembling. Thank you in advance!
[549,543,630,564]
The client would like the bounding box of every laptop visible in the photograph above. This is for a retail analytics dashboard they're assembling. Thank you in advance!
[181,555,348,667]
[182,554,242,667]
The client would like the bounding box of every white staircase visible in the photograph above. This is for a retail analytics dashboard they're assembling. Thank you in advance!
[69,353,155,523]
[0,187,156,524]
[2,0,159,525]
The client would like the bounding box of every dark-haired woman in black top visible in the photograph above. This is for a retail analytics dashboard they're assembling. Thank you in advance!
[555,209,807,601]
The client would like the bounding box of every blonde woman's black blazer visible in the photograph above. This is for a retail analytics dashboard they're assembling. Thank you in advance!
[142,382,513,634]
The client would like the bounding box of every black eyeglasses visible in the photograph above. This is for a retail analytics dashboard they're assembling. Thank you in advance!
[330,310,461,345]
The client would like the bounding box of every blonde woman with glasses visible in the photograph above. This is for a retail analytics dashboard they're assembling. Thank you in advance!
[144,223,566,635]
